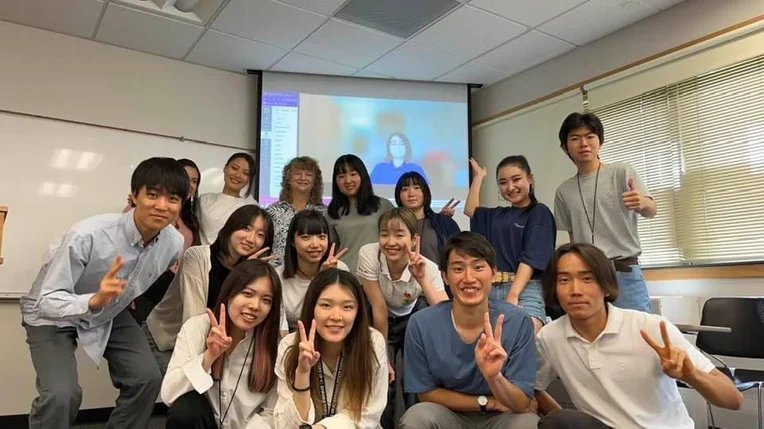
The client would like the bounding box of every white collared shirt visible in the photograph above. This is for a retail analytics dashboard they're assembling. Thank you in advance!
[356,242,444,316]
[536,303,714,429]
[273,329,388,429]
[161,314,277,429]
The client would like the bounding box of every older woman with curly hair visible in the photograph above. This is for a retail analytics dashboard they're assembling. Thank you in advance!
[266,156,327,266]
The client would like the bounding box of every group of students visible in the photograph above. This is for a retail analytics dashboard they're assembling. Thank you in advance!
[19,112,744,429]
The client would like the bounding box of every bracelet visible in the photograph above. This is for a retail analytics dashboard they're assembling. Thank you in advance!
[292,383,311,392]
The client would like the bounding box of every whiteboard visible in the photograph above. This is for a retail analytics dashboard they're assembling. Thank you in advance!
[0,111,254,298]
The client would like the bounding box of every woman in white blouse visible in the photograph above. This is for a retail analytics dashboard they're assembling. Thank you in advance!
[162,259,282,429]
[356,207,448,429]
[278,209,349,333]
[198,153,259,245]
[146,205,273,372]
[274,269,388,429]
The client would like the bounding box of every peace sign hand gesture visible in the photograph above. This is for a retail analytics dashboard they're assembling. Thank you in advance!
[439,198,461,217]
[89,256,128,311]
[475,313,508,380]
[205,304,233,361]
[247,247,275,262]
[321,244,349,271]
[296,319,321,375]
[407,239,427,281]
[640,321,695,381]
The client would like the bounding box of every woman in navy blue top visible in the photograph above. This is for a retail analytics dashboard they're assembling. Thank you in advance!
[464,155,555,332]
[370,132,428,185]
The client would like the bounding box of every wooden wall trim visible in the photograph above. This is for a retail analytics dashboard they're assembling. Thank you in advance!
[643,264,764,281]
[472,14,764,127]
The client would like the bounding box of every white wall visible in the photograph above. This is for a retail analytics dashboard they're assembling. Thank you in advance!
[472,0,764,123]
[0,20,257,149]
[0,21,256,416]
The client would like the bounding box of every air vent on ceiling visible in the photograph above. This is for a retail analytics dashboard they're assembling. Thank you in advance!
[335,0,460,39]
[112,0,224,24]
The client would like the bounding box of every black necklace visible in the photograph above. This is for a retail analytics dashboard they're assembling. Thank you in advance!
[217,333,255,427]
[317,351,345,420]
[577,162,601,245]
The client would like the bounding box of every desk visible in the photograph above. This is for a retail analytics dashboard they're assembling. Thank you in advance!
[676,324,732,334]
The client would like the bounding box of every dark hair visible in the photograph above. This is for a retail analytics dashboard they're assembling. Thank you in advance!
[225,152,257,198]
[211,259,282,393]
[282,210,333,279]
[213,205,273,261]
[541,243,619,309]
[177,158,201,246]
[496,155,538,207]
[327,154,381,219]
[439,231,496,271]
[384,132,412,162]
[377,208,417,236]
[284,269,377,421]
[130,157,189,199]
[394,172,433,216]
[558,112,604,159]
[279,156,324,205]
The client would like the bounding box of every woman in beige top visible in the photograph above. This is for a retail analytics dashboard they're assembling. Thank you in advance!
[145,205,273,373]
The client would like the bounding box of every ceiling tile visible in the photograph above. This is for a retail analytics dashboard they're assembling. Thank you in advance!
[539,0,655,45]
[0,0,103,38]
[410,5,526,63]
[366,42,464,81]
[271,52,356,76]
[469,0,587,27]
[638,0,683,10]
[436,62,508,86]
[186,30,287,73]
[353,69,393,79]
[294,19,402,68]
[96,3,204,59]
[276,0,347,16]
[212,0,325,49]
[475,30,574,75]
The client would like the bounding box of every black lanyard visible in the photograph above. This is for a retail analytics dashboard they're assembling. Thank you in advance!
[577,163,601,245]
[317,352,344,420]
[217,334,255,427]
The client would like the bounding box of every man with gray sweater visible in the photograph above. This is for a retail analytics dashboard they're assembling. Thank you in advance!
[553,112,657,312]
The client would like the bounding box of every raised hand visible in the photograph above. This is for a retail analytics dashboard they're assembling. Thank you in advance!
[321,243,349,271]
[407,239,427,280]
[296,320,321,375]
[640,321,695,381]
[247,246,275,262]
[439,198,461,217]
[469,158,487,179]
[205,304,233,361]
[622,178,644,211]
[474,312,508,380]
[89,256,128,311]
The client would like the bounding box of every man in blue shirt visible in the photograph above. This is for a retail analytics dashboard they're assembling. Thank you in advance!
[399,232,540,428]
[20,157,188,429]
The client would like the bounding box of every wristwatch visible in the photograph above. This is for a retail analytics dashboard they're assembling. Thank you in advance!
[477,395,488,413]
[299,425,312,429]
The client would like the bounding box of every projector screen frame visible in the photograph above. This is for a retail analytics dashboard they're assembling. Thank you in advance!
[249,69,476,206]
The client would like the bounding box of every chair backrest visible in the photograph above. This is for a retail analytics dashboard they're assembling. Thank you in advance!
[696,297,764,359]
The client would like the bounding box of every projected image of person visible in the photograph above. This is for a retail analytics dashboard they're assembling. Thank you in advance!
[370,132,429,185]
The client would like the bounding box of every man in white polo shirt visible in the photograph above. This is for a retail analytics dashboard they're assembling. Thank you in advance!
[535,242,743,428]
